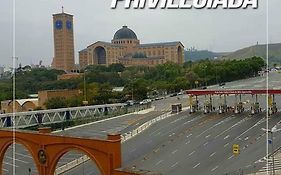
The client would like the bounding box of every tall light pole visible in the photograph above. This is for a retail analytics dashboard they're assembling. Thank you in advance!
[262,126,281,175]
[204,65,207,86]
[82,69,88,105]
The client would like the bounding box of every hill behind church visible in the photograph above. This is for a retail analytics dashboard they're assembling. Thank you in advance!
[220,43,281,66]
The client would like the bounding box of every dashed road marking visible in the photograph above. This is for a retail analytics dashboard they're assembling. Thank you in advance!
[171,162,179,168]
[193,163,200,168]
[228,155,234,160]
[211,165,219,172]
[155,160,163,166]
[209,152,216,157]
[188,151,195,156]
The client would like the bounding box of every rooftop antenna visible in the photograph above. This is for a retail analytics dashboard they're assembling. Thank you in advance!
[62,6,64,13]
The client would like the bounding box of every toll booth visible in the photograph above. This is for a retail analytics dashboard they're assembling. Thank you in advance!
[268,95,277,115]
[235,102,244,114]
[186,89,281,115]
[218,95,227,114]
[204,100,212,114]
[189,96,198,113]
[172,103,182,113]
[251,102,260,115]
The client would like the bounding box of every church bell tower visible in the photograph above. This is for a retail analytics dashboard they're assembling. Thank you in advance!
[52,7,75,72]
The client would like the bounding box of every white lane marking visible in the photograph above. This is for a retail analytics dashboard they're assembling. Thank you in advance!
[211,165,219,172]
[209,152,216,157]
[235,118,265,140]
[3,162,19,167]
[185,140,190,144]
[197,117,232,138]
[6,156,28,163]
[155,160,163,166]
[172,150,178,154]
[224,143,229,147]
[3,168,8,172]
[215,117,249,139]
[130,148,136,153]
[193,163,200,168]
[228,155,234,160]
[15,152,32,158]
[205,134,211,138]
[204,142,208,146]
[188,151,195,156]
[186,134,192,138]
[224,135,230,140]
[171,162,179,168]
[169,133,175,137]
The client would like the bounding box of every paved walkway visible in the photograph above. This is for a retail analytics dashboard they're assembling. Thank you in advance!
[250,150,281,175]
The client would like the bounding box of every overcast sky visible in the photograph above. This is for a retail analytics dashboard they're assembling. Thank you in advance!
[0,0,280,67]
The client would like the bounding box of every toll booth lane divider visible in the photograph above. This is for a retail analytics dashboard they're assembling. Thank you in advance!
[55,106,189,174]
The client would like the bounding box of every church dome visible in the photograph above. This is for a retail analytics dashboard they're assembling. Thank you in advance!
[113,26,138,40]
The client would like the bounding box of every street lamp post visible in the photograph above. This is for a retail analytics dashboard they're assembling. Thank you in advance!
[82,70,88,106]
[204,65,207,87]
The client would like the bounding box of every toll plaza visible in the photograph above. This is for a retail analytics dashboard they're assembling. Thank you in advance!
[186,89,281,115]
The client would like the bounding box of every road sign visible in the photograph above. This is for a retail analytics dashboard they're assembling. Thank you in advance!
[268,139,272,144]
[233,144,240,154]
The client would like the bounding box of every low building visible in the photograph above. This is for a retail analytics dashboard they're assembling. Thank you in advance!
[1,99,38,113]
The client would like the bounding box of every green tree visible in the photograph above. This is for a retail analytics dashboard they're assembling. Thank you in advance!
[45,97,68,109]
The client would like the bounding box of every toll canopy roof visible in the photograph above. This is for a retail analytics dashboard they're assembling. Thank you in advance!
[186,89,281,96]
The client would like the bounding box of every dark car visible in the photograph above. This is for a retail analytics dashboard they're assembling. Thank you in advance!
[201,86,207,89]
[219,82,226,86]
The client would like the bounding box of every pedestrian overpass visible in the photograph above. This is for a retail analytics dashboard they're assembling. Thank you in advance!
[0,103,126,128]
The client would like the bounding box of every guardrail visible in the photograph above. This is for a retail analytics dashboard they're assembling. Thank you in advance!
[0,103,126,128]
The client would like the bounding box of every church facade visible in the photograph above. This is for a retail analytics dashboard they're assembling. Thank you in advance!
[79,25,184,68]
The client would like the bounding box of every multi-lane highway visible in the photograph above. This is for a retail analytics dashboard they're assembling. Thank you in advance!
[2,71,281,175]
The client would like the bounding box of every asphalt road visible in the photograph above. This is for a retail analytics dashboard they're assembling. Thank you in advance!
[2,72,281,175]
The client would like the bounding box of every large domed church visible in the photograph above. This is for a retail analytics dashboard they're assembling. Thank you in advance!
[79,25,184,68]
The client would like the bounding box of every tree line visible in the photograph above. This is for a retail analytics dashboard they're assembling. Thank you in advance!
[0,56,265,109]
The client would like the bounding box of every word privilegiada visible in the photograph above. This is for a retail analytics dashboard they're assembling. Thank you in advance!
[111,0,258,9]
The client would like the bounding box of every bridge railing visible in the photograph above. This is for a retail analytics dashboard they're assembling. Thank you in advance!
[0,103,127,129]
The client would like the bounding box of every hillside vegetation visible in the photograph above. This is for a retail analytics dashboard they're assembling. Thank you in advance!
[221,43,281,66]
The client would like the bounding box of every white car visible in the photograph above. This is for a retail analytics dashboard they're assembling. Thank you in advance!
[140,99,152,105]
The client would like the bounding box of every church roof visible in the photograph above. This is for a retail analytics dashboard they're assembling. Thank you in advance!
[113,26,138,40]
[87,41,124,48]
[139,41,183,48]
